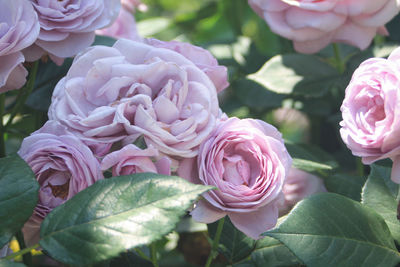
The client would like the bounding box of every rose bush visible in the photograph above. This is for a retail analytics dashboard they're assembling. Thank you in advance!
[248,0,400,53]
[340,47,400,183]
[179,117,292,239]
[101,144,171,176]
[49,39,220,158]
[26,0,120,59]
[18,121,103,245]
[0,0,40,93]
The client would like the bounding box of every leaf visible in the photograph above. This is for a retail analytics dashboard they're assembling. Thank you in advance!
[248,54,340,97]
[324,173,366,201]
[137,18,172,37]
[93,35,117,47]
[39,173,212,266]
[251,236,302,267]
[26,58,73,111]
[0,260,26,267]
[362,165,400,243]
[207,217,256,264]
[265,193,400,267]
[285,143,338,174]
[0,155,39,247]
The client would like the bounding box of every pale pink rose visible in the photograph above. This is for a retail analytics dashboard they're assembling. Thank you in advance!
[28,0,120,58]
[280,168,326,213]
[340,47,400,184]
[0,0,40,93]
[248,0,399,53]
[96,8,141,41]
[146,39,229,93]
[18,120,103,245]
[179,117,292,239]
[101,144,171,176]
[121,0,147,12]
[48,39,220,158]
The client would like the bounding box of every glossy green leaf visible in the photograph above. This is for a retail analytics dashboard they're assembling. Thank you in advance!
[362,165,400,243]
[0,260,26,267]
[39,173,212,266]
[93,35,117,47]
[0,155,39,247]
[324,173,366,201]
[265,193,400,267]
[208,217,256,264]
[251,236,301,267]
[248,54,340,97]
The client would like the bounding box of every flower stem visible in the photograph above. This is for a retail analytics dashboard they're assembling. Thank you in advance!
[4,61,39,130]
[357,158,365,178]
[3,243,39,261]
[333,43,345,74]
[150,243,159,267]
[15,230,32,266]
[205,217,225,267]
[134,248,152,262]
[0,93,5,157]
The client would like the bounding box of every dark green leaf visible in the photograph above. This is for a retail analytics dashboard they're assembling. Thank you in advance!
[251,236,302,267]
[93,35,117,47]
[265,193,400,267]
[0,260,26,267]
[362,165,400,243]
[324,173,366,201]
[208,217,256,264]
[39,173,212,266]
[248,54,340,97]
[0,155,39,247]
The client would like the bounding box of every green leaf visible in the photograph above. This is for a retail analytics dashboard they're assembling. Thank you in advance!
[137,18,172,37]
[0,155,39,247]
[39,173,212,266]
[324,173,366,201]
[0,260,26,267]
[251,236,301,266]
[285,143,338,174]
[248,54,340,97]
[362,165,400,243]
[93,35,117,47]
[265,193,400,267]
[207,217,256,264]
[27,58,73,111]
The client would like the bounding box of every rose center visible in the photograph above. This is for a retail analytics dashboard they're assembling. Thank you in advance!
[47,181,70,200]
[222,155,251,186]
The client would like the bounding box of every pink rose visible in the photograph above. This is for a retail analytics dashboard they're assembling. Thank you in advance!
[280,168,326,213]
[101,144,171,176]
[248,0,399,53]
[18,120,103,245]
[0,0,40,93]
[96,8,141,41]
[179,117,292,239]
[121,0,147,12]
[146,39,229,93]
[48,39,220,158]
[28,0,120,58]
[340,47,400,183]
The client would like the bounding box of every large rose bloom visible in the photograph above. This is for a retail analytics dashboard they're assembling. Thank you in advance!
[0,0,40,93]
[248,0,399,53]
[28,0,120,58]
[49,39,220,158]
[18,120,103,245]
[180,117,292,239]
[340,47,400,183]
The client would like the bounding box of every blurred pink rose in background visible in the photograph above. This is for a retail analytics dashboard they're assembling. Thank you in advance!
[146,39,230,93]
[101,144,171,176]
[248,0,400,53]
[179,117,292,239]
[122,0,147,12]
[18,121,103,245]
[49,39,220,158]
[96,8,141,41]
[0,0,40,93]
[279,168,326,213]
[26,0,120,59]
[340,47,400,183]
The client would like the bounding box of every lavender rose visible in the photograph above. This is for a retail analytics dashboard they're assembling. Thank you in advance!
[248,0,399,53]
[0,0,40,93]
[18,120,103,245]
[49,39,220,158]
[179,117,292,239]
[101,144,171,176]
[27,0,120,58]
[146,39,229,93]
[340,47,400,183]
